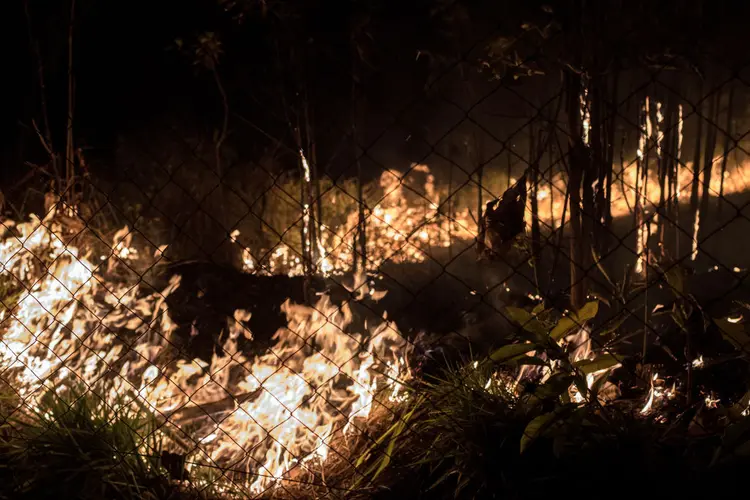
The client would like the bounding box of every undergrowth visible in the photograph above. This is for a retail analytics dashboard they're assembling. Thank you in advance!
[0,386,204,500]
[350,297,750,500]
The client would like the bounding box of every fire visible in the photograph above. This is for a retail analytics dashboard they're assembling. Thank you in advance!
[244,152,750,276]
[0,210,410,492]
[247,164,475,275]
[641,373,677,415]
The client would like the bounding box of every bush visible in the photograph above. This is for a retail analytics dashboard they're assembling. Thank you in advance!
[0,387,192,500]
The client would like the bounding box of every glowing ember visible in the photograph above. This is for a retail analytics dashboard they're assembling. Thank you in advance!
[641,373,677,415]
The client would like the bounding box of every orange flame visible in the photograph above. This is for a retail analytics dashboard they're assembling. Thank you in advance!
[0,210,409,492]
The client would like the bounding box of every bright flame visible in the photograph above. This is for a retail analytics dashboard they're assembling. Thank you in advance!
[0,211,410,493]
[692,194,701,261]
[246,164,474,276]
[580,82,591,146]
[641,373,677,415]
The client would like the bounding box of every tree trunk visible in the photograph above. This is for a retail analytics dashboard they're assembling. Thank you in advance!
[24,0,59,190]
[675,102,684,259]
[304,102,316,266]
[581,86,596,280]
[689,83,704,229]
[603,70,618,251]
[530,120,541,262]
[293,122,312,276]
[566,71,587,310]
[657,96,672,256]
[357,154,366,272]
[65,0,76,210]
[590,76,607,254]
[447,162,453,259]
[698,89,720,247]
[548,136,555,231]
[718,83,734,214]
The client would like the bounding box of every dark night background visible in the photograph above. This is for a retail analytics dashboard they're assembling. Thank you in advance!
[3,1,749,181]
[3,0,750,181]
[5,0,750,269]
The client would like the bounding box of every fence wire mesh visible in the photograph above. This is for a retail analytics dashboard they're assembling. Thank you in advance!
[5,1,750,498]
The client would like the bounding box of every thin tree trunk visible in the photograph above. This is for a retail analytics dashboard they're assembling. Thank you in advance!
[477,163,484,236]
[295,125,311,275]
[550,163,569,296]
[718,83,734,214]
[357,153,366,272]
[65,0,76,209]
[24,0,58,184]
[210,63,239,269]
[689,84,704,226]
[567,71,587,310]
[581,113,596,282]
[590,77,606,254]
[620,130,631,214]
[351,77,366,273]
[303,97,321,268]
[549,136,555,231]
[603,70,618,251]
[530,120,541,262]
[699,89,720,237]
[657,97,671,256]
[635,95,649,274]
[447,163,453,259]
[675,103,684,259]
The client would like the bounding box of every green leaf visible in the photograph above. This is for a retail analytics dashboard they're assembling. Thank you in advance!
[550,301,599,341]
[535,373,573,400]
[505,306,547,337]
[550,316,576,341]
[489,343,537,363]
[532,302,545,316]
[574,354,621,375]
[577,301,599,322]
[521,413,555,453]
[715,317,750,351]
[372,420,404,480]
[505,306,531,325]
[597,313,628,337]
[354,395,423,482]
[573,374,588,400]
[516,356,549,367]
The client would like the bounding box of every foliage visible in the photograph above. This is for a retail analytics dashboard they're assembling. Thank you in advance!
[0,386,197,500]
[353,300,626,498]
[352,297,750,498]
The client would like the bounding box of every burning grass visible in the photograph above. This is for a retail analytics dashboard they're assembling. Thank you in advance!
[0,210,411,497]
[3,189,750,498]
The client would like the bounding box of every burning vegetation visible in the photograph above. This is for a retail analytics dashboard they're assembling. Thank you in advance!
[8,0,750,498]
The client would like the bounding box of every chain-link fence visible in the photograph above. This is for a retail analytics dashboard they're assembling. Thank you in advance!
[4,1,750,498]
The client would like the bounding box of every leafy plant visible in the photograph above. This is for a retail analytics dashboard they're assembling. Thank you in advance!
[353,300,628,498]
[0,386,192,500]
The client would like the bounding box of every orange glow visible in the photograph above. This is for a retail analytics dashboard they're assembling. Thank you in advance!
[0,210,409,492]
